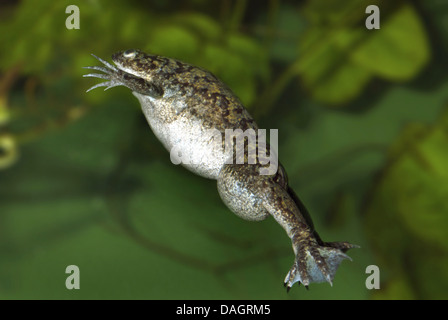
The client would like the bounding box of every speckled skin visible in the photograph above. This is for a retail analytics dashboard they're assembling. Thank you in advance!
[84,49,357,289]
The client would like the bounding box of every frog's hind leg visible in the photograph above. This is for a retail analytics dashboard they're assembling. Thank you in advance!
[217,163,271,222]
[287,184,359,253]
[217,162,358,289]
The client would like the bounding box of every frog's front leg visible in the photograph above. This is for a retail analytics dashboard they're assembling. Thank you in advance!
[217,163,357,290]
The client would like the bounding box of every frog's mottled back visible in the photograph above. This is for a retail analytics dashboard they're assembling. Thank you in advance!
[111,49,257,132]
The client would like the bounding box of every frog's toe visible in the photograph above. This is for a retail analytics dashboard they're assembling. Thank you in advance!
[83,54,124,92]
[323,240,360,252]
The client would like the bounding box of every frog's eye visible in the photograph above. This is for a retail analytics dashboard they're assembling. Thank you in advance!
[123,49,137,59]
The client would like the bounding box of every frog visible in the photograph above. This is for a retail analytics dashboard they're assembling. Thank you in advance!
[84,49,357,290]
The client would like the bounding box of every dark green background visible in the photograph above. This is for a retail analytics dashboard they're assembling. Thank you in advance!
[0,0,447,299]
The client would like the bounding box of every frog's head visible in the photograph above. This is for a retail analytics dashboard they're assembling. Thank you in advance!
[83,49,164,98]
[111,49,157,80]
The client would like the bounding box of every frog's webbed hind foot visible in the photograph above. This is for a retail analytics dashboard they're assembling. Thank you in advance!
[284,239,358,290]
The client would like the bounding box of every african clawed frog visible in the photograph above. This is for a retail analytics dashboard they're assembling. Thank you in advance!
[84,49,357,289]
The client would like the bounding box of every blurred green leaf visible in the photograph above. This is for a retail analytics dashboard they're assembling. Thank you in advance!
[364,108,448,299]
[173,12,221,41]
[351,4,430,81]
[418,0,448,52]
[388,125,448,250]
[268,5,306,63]
[297,2,430,105]
[226,34,270,83]
[304,58,372,104]
[147,25,200,59]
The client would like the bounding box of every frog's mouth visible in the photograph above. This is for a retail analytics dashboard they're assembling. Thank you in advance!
[83,54,163,97]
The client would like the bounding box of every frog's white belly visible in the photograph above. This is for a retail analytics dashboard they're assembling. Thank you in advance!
[135,93,230,179]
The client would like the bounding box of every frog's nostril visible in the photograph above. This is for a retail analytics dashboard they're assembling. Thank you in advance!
[123,49,137,58]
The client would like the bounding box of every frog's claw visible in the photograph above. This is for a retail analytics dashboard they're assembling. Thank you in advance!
[284,240,358,290]
[83,54,124,92]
